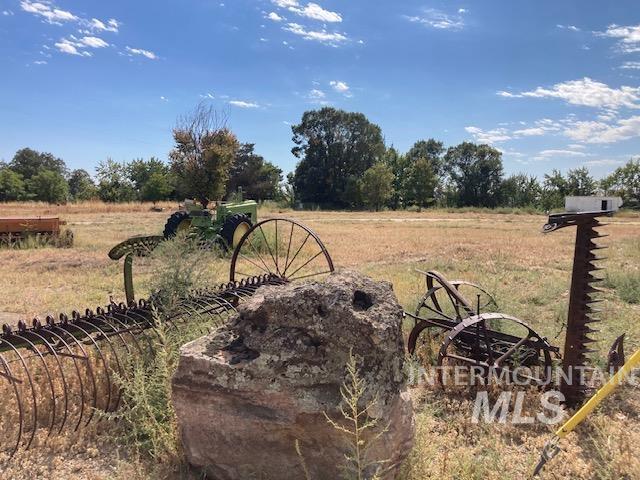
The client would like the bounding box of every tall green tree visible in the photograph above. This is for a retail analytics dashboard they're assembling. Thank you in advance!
[291,107,385,207]
[169,104,239,207]
[141,171,174,204]
[68,169,98,201]
[0,167,25,201]
[382,146,407,209]
[96,159,136,202]
[566,167,596,196]
[128,158,172,199]
[27,170,69,203]
[10,148,67,180]
[501,173,541,208]
[601,159,640,208]
[540,169,568,211]
[444,142,504,207]
[405,139,445,176]
[405,157,438,211]
[360,163,394,211]
[226,144,283,200]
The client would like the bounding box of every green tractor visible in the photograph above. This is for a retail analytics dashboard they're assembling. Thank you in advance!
[163,197,257,250]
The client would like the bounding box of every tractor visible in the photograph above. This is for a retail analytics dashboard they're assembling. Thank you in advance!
[163,197,257,249]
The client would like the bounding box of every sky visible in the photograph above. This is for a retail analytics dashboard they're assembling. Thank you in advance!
[1,0,640,179]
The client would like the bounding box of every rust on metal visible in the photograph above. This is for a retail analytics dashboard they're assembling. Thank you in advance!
[0,218,334,459]
[543,210,613,407]
[607,333,626,373]
[407,270,559,387]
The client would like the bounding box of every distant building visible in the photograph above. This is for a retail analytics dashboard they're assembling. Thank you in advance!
[565,196,623,213]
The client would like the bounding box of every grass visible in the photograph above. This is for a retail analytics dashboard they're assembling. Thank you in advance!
[1,201,639,479]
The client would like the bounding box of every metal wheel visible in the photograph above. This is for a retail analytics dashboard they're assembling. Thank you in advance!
[436,313,557,387]
[230,218,334,282]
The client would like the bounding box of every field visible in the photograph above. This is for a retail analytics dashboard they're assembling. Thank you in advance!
[1,202,640,479]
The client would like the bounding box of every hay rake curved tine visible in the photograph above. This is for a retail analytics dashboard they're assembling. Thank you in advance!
[0,218,334,459]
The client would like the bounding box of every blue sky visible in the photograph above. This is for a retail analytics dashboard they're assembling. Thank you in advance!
[1,0,640,179]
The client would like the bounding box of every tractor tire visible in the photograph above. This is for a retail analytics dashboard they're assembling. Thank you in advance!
[163,211,192,239]
[219,213,252,250]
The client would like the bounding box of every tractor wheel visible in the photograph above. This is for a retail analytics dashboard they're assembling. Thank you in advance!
[163,211,192,239]
[219,213,252,250]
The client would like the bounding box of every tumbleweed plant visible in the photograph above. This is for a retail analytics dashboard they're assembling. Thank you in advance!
[325,350,390,480]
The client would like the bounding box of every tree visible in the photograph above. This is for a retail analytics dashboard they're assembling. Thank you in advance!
[128,158,172,199]
[96,159,136,202]
[226,144,283,200]
[501,174,541,208]
[10,148,67,180]
[0,167,25,201]
[540,169,568,211]
[360,163,394,211]
[291,107,385,207]
[68,169,98,201]
[444,142,504,207]
[406,139,445,176]
[169,104,239,207]
[382,146,407,209]
[405,157,438,211]
[27,170,69,203]
[141,171,174,204]
[601,159,640,208]
[566,167,596,196]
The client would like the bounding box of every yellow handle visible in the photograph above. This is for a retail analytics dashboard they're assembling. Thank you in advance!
[555,347,640,438]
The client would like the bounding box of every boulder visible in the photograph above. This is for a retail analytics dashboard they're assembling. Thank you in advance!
[172,269,414,480]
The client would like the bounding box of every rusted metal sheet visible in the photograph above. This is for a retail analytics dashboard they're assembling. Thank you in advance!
[0,217,66,237]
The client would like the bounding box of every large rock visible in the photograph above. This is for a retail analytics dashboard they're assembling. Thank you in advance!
[172,270,414,480]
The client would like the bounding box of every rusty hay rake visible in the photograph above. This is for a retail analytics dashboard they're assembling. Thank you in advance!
[0,218,334,459]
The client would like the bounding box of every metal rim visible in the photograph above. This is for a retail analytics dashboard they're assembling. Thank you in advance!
[229,218,334,282]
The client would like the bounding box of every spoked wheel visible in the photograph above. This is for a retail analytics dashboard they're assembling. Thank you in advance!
[436,313,557,387]
[229,218,334,282]
[414,270,497,322]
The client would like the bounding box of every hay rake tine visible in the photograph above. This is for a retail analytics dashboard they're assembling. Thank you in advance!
[13,329,58,439]
[49,322,99,427]
[0,337,38,451]
[23,327,70,435]
[0,350,23,459]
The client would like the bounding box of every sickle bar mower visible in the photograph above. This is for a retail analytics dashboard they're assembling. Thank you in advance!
[0,218,334,459]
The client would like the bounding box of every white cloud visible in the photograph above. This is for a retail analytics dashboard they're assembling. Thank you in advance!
[267,12,284,21]
[160,96,168,101]
[536,149,588,159]
[21,0,77,23]
[557,24,580,31]
[598,24,640,53]
[2,10,14,16]
[54,38,91,56]
[125,46,158,59]
[80,36,109,48]
[406,9,465,30]
[308,88,326,99]
[621,61,640,70]
[458,8,467,14]
[584,159,624,167]
[229,100,259,108]
[564,115,640,143]
[89,18,119,33]
[568,144,586,150]
[465,126,511,144]
[329,80,351,96]
[500,78,640,110]
[200,93,215,99]
[283,23,347,45]
[33,60,47,65]
[272,1,342,23]
[512,127,546,136]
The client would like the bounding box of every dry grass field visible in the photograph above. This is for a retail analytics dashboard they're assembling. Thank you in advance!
[0,201,639,479]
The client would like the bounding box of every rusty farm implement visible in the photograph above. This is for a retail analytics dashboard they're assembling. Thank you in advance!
[0,216,73,247]
[0,218,334,459]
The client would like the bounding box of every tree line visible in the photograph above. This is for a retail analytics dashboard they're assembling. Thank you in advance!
[289,107,640,211]
[1,105,639,210]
